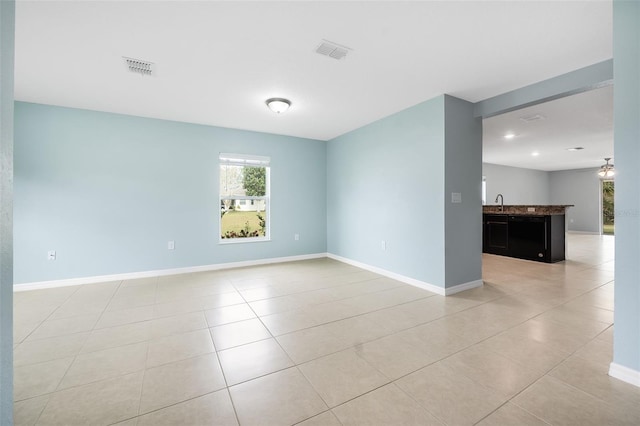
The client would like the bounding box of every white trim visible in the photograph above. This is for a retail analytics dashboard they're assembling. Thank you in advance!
[13,253,327,292]
[15,252,484,297]
[326,253,483,296]
[609,362,640,388]
[444,279,484,295]
[219,153,270,166]
[327,253,444,295]
[218,237,271,245]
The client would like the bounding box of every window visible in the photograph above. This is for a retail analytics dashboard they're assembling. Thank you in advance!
[219,153,270,242]
[482,176,487,205]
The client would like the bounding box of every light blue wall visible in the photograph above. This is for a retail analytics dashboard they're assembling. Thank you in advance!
[444,96,482,288]
[0,0,14,422]
[327,95,482,290]
[482,163,550,206]
[14,102,327,284]
[549,168,601,233]
[327,96,446,286]
[613,0,640,374]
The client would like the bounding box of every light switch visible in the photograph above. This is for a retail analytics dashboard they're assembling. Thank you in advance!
[168,241,175,250]
[451,192,462,203]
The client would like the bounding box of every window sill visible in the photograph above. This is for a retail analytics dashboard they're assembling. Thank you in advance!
[219,237,271,245]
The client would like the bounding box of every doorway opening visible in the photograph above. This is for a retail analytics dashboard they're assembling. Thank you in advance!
[602,180,614,235]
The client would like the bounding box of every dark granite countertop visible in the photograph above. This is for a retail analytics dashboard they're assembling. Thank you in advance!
[483,205,573,215]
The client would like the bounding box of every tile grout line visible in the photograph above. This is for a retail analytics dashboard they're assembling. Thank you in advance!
[16,283,83,344]
[136,277,160,419]
[30,279,125,425]
[210,286,245,426]
[14,241,623,425]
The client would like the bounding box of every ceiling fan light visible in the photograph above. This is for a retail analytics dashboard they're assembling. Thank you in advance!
[598,157,615,178]
[266,98,291,114]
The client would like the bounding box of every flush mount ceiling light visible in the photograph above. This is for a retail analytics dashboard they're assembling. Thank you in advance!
[531,151,540,157]
[504,133,516,140]
[266,98,291,114]
[598,157,615,178]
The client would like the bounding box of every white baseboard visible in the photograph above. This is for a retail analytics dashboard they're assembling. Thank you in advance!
[326,253,483,296]
[15,251,484,297]
[327,253,445,295]
[444,279,484,295]
[609,362,640,388]
[13,253,328,292]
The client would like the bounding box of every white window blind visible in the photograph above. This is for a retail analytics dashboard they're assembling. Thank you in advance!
[219,153,270,167]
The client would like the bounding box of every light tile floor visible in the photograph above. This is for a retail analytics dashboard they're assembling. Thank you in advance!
[13,234,640,425]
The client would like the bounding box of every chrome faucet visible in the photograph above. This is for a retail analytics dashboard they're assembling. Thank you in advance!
[495,194,504,212]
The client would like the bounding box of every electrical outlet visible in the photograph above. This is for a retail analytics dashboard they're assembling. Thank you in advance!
[168,241,175,250]
[47,250,56,260]
[527,207,536,212]
[381,240,386,251]
[294,233,299,241]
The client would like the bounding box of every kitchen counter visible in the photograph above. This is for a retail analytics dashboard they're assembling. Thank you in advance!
[483,206,571,263]
[483,205,573,215]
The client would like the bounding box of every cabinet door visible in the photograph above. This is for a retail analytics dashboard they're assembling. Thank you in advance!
[487,222,508,249]
[483,215,508,255]
[508,216,547,261]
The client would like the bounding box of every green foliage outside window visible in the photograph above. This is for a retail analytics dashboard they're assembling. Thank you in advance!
[603,181,614,235]
[220,165,268,239]
[243,166,266,196]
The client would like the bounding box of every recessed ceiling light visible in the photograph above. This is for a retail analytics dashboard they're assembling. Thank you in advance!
[531,152,540,157]
[265,98,291,114]
[504,133,516,140]
[567,147,585,151]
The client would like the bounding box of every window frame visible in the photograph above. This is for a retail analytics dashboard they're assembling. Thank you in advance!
[219,153,271,244]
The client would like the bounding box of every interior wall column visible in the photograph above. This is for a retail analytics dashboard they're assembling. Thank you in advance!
[610,0,640,387]
[443,95,483,291]
[0,0,15,422]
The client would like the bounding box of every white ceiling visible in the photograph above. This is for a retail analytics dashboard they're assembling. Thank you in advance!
[483,85,614,171]
[15,1,612,142]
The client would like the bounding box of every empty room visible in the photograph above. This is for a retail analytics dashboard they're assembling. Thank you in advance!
[1,1,639,425]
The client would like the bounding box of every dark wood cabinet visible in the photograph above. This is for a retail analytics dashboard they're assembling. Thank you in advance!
[482,214,566,263]
[483,215,509,256]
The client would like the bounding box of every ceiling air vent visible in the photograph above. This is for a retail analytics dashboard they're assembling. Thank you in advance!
[315,40,351,60]
[519,114,546,123]
[124,57,155,76]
